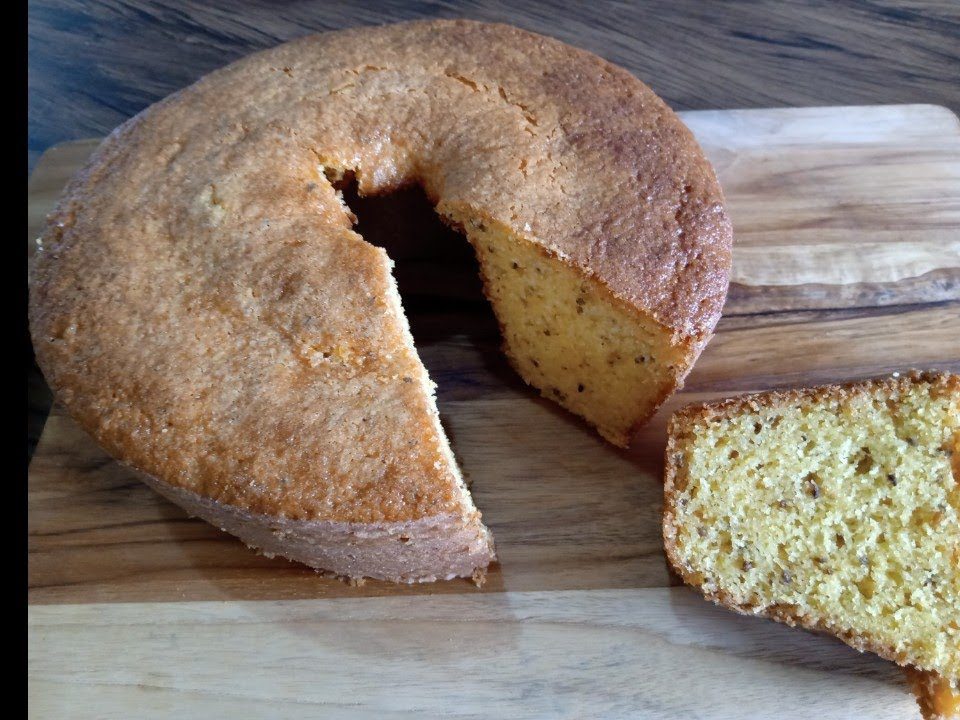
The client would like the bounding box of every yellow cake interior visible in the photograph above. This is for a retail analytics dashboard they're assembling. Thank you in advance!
[448,212,683,447]
[670,378,960,679]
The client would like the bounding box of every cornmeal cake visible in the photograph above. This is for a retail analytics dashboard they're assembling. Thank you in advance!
[663,371,959,716]
[30,20,732,582]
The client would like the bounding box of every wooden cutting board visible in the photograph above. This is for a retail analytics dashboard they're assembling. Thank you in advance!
[28,104,960,719]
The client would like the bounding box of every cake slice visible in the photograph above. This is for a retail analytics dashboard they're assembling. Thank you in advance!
[663,371,959,716]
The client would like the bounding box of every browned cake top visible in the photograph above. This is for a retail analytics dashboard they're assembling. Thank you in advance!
[30,20,732,523]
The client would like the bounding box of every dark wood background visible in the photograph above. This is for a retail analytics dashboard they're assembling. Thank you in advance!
[26,0,960,460]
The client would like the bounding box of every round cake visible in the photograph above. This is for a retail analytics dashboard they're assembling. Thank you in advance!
[29,20,733,582]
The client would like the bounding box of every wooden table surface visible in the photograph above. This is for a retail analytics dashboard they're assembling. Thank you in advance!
[27,1,960,168]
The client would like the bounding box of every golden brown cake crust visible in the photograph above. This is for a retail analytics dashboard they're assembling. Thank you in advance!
[663,370,960,679]
[907,668,960,720]
[30,21,730,536]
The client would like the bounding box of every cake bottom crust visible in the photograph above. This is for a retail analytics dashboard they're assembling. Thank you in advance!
[138,471,496,584]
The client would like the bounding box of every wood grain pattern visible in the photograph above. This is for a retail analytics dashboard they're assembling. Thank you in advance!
[28,104,960,607]
[28,589,916,719]
[684,104,960,312]
[27,1,960,171]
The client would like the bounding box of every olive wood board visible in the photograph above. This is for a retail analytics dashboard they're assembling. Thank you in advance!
[28,104,960,719]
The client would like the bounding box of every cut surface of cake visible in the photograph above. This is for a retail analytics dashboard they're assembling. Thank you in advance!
[663,371,960,711]
[29,20,731,582]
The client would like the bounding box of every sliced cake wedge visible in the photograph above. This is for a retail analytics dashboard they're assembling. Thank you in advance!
[663,371,959,716]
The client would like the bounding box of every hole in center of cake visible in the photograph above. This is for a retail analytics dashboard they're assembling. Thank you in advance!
[330,174,522,400]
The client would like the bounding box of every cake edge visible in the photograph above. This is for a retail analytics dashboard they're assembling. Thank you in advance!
[907,668,960,720]
[137,468,496,584]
